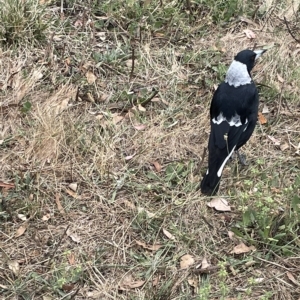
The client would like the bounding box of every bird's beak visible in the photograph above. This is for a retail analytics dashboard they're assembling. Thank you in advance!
[254,49,267,60]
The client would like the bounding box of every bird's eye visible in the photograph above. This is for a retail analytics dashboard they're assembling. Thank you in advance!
[251,55,256,61]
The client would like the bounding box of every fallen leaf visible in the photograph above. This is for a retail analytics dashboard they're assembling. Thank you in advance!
[187,276,198,288]
[280,143,289,151]
[151,97,160,102]
[152,161,162,172]
[15,225,27,237]
[133,124,146,131]
[8,260,19,276]
[136,240,162,251]
[152,276,160,286]
[122,199,136,210]
[162,228,176,241]
[67,229,81,243]
[277,73,285,83]
[65,188,81,199]
[207,198,231,212]
[287,271,300,286]
[119,275,145,290]
[0,181,15,189]
[125,153,135,160]
[268,135,280,146]
[180,254,195,269]
[230,242,256,254]
[17,214,27,221]
[243,29,256,39]
[201,257,210,269]
[258,112,267,124]
[228,231,235,240]
[137,104,146,112]
[42,214,51,221]
[262,104,269,114]
[112,114,124,124]
[68,182,77,192]
[55,193,65,214]
[68,253,76,265]
[86,70,97,84]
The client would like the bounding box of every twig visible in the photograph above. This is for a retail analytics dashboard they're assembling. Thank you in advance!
[284,16,300,43]
[47,225,70,267]
[139,89,159,107]
[70,287,80,300]
[130,46,135,81]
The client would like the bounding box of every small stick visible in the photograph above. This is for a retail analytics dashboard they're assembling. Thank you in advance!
[47,225,70,266]
[284,16,300,43]
[130,47,135,80]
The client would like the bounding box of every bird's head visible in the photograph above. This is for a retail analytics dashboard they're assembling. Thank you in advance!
[234,49,267,74]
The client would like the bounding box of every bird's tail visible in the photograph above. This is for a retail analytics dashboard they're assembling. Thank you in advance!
[200,166,222,196]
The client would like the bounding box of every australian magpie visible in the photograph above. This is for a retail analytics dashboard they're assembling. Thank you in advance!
[200,49,266,196]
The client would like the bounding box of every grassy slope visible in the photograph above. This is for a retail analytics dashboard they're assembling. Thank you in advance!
[0,0,300,299]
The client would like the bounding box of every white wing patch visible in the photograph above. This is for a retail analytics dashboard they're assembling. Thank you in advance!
[225,60,251,87]
[212,112,244,127]
[217,146,236,177]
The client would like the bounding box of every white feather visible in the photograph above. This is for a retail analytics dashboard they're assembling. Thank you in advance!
[217,146,236,177]
[225,60,251,87]
[212,112,243,127]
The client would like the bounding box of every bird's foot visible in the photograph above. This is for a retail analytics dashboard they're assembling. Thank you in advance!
[236,150,248,166]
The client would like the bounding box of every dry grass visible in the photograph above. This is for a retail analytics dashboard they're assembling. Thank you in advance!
[1,0,300,299]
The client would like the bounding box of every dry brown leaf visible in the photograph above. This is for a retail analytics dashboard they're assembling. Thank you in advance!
[152,161,162,172]
[136,240,162,251]
[122,200,136,210]
[55,193,65,214]
[0,181,15,189]
[230,242,256,254]
[268,135,280,146]
[8,260,20,276]
[68,253,76,265]
[201,257,210,269]
[42,214,51,221]
[67,229,81,243]
[258,112,267,124]
[277,73,285,83]
[68,182,77,192]
[133,124,146,131]
[62,283,75,292]
[152,276,160,287]
[180,254,195,269]
[119,275,145,290]
[207,198,231,212]
[280,143,289,151]
[187,276,198,288]
[162,228,176,241]
[15,225,27,237]
[228,231,235,240]
[86,70,97,84]
[243,29,256,39]
[65,188,81,199]
[112,114,124,124]
[287,271,300,286]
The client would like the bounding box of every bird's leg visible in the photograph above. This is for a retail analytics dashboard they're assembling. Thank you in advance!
[236,150,248,166]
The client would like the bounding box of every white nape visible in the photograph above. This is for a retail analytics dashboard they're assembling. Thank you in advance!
[212,112,247,127]
[225,60,251,87]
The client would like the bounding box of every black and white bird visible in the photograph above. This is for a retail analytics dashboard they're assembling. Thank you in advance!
[200,49,266,196]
